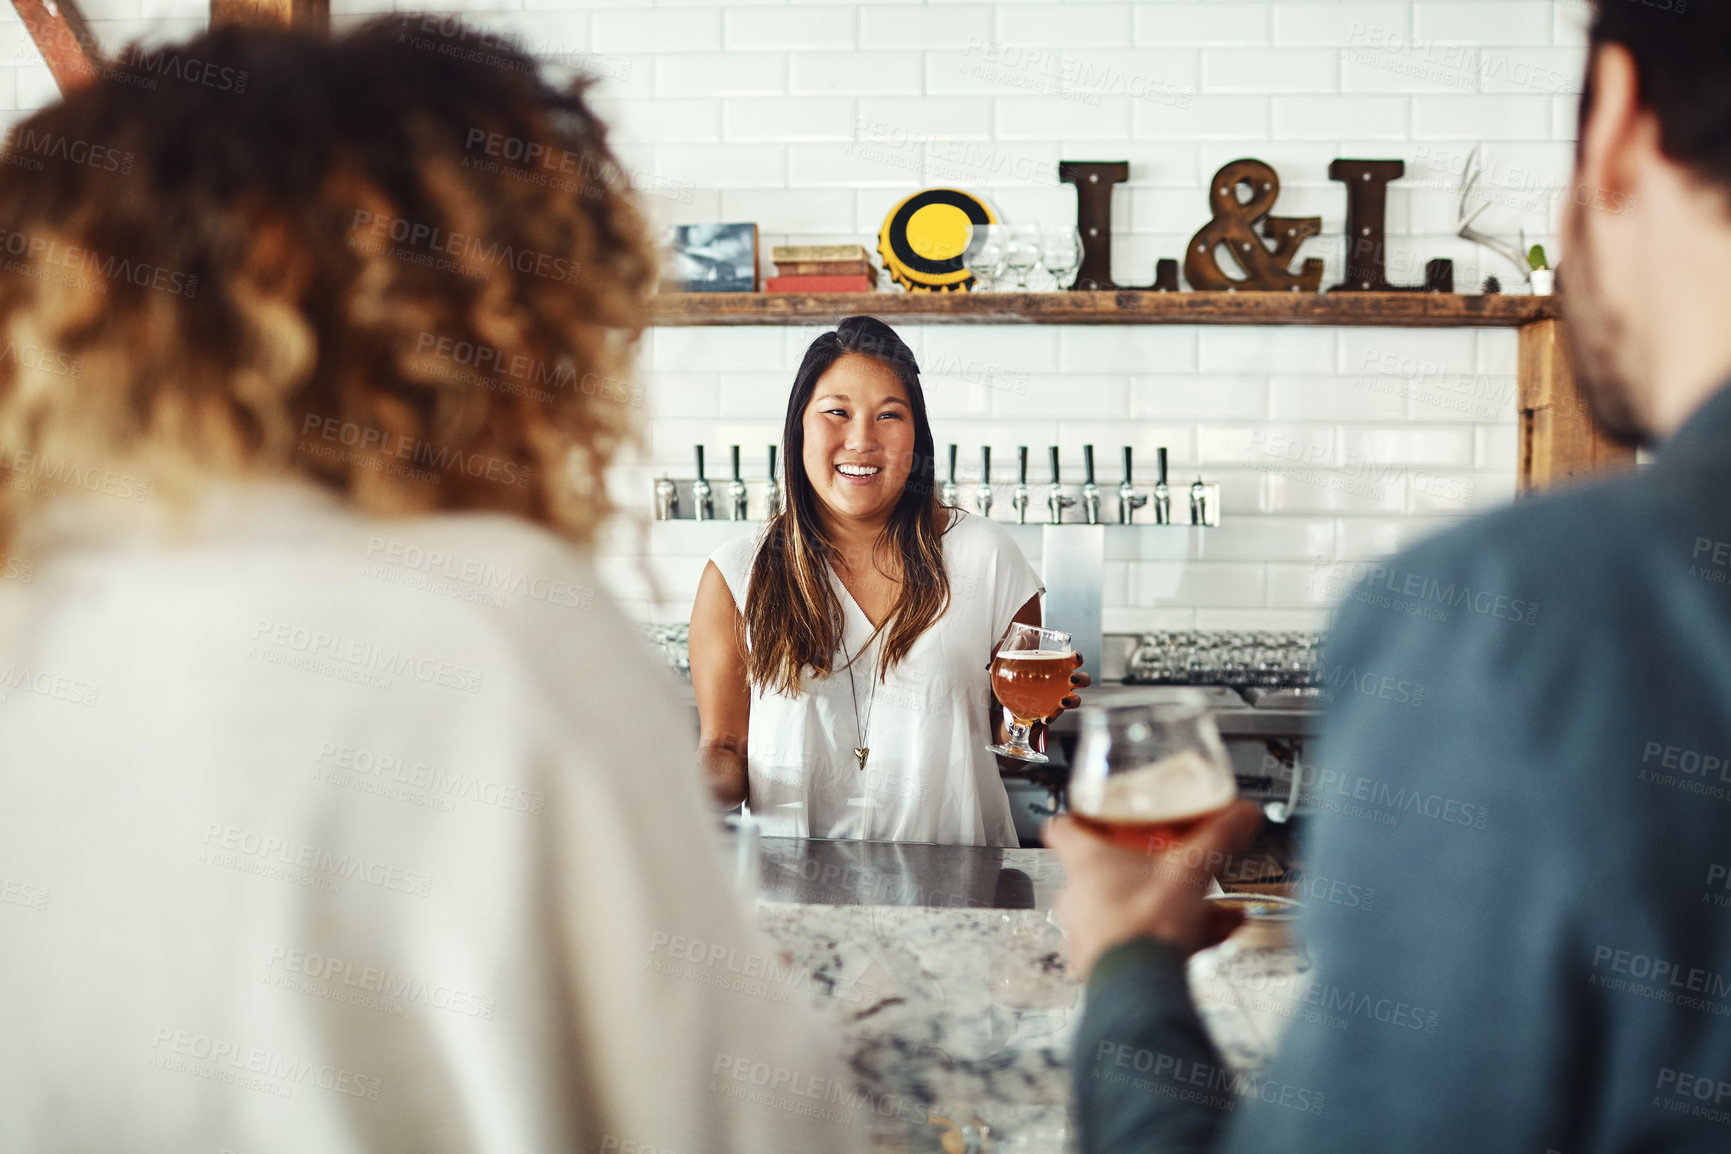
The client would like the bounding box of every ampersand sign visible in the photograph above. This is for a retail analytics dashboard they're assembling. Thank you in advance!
[1184,159,1323,292]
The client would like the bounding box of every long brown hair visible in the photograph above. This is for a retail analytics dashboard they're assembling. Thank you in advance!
[743,316,950,696]
[0,18,653,551]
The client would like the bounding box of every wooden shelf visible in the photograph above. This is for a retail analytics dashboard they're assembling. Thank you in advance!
[649,290,1561,328]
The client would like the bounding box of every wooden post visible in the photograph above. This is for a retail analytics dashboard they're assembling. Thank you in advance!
[210,0,327,32]
[1517,317,1635,493]
[9,0,101,94]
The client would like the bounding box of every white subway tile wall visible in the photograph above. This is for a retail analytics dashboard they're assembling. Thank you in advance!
[0,0,1590,633]
[577,0,1585,630]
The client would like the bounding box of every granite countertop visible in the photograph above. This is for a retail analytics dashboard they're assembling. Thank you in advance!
[750,837,1310,1153]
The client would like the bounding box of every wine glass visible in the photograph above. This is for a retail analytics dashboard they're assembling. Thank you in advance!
[962,223,1008,291]
[987,621,1075,764]
[1002,225,1041,291]
[1068,689,1237,854]
[1039,227,1082,291]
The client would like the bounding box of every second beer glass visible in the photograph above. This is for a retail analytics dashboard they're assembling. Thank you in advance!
[1068,690,1237,853]
[987,622,1075,764]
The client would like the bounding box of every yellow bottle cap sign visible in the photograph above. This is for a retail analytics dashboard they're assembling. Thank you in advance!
[877,188,997,293]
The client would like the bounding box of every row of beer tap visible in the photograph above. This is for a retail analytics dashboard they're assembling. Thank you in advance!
[654,446,778,523]
[653,443,1219,526]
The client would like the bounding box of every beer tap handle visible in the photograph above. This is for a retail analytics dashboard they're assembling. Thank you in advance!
[1083,444,1096,486]
[691,445,713,520]
[1148,447,1171,525]
[763,444,781,519]
[1047,446,1069,524]
[947,443,958,485]
[726,445,747,520]
[1117,445,1147,524]
[1011,446,1030,524]
[981,446,991,484]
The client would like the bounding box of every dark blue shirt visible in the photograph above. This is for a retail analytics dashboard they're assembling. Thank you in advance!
[1075,382,1731,1152]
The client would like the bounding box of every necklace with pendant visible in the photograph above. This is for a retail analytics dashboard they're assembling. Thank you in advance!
[839,633,879,771]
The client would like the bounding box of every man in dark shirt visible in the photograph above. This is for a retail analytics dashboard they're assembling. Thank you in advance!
[1049,2,1731,1150]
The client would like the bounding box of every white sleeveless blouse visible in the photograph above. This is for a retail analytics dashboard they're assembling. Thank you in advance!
[708,510,1044,847]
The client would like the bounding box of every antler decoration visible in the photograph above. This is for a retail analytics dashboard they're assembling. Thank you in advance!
[1455,146,1530,285]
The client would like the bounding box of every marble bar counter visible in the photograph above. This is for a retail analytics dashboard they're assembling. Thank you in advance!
[750,837,1311,1153]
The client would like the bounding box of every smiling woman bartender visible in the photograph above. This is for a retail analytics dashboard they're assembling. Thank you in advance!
[689,316,1087,846]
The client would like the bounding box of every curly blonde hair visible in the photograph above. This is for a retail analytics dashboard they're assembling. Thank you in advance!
[0,16,654,547]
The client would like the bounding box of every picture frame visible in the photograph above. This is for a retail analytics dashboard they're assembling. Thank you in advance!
[661,223,759,293]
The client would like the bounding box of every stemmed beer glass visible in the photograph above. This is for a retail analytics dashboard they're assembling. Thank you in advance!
[1040,227,1083,291]
[1068,690,1237,853]
[987,622,1075,764]
[1002,226,1042,291]
[963,223,1008,291]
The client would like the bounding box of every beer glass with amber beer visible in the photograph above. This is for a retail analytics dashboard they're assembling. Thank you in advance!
[987,622,1076,764]
[1068,690,1237,853]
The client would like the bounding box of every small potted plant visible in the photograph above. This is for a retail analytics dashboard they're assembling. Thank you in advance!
[1528,245,1555,296]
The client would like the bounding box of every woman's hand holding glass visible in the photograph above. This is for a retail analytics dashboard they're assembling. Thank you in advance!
[988,622,1089,763]
[1033,654,1089,745]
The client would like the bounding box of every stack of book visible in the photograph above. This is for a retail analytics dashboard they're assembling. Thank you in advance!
[766,244,876,293]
